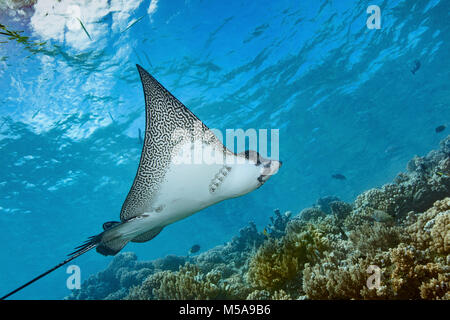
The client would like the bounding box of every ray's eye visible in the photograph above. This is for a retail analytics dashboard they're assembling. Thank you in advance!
[244,150,261,165]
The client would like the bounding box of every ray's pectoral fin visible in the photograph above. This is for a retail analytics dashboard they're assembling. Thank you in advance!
[71,221,129,257]
[96,227,164,256]
[96,237,129,256]
[74,219,165,256]
[102,221,121,231]
[131,226,164,243]
[119,65,221,222]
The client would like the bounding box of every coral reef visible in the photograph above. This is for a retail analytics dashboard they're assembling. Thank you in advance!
[68,136,450,300]
[316,196,341,214]
[297,206,325,221]
[68,220,263,300]
[246,223,329,294]
[354,137,450,218]
[67,252,156,300]
[408,197,449,255]
[265,209,292,238]
[127,264,226,300]
[302,198,450,300]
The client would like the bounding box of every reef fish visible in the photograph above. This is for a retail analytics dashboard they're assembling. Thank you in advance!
[435,125,446,133]
[1,65,282,299]
[411,60,421,75]
[331,173,346,180]
[189,244,201,254]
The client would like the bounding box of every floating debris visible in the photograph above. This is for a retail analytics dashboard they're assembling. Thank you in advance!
[435,125,446,133]
[0,23,46,52]
[331,173,346,180]
[410,60,421,75]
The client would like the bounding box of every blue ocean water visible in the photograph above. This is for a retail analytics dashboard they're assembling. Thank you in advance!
[0,0,448,299]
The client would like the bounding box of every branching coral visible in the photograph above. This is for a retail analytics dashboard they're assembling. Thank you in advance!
[388,243,449,299]
[419,273,450,300]
[126,271,167,300]
[247,223,329,293]
[302,256,382,299]
[408,197,450,255]
[265,209,291,238]
[127,263,225,300]
[316,196,341,214]
[329,201,353,220]
[154,264,223,300]
[247,237,300,291]
[354,184,409,218]
[246,289,291,300]
[125,221,268,300]
[297,207,326,221]
[348,222,405,255]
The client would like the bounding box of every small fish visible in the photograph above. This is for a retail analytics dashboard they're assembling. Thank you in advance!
[436,172,449,178]
[435,125,446,133]
[384,145,402,155]
[121,15,146,33]
[133,47,144,65]
[138,128,143,145]
[108,111,114,122]
[263,228,269,236]
[77,18,92,41]
[189,244,200,255]
[142,51,153,68]
[411,60,421,75]
[331,173,346,180]
[31,108,41,119]
[0,117,7,130]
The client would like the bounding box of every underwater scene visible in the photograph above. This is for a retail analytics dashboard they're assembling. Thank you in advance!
[0,0,449,301]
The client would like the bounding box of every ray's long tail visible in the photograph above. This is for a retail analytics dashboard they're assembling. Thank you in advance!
[0,236,100,300]
[1,220,147,299]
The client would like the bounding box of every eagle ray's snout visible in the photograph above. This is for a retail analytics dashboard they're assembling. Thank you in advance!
[258,159,282,185]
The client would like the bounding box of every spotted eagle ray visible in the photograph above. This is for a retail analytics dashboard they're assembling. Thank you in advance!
[1,65,281,299]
